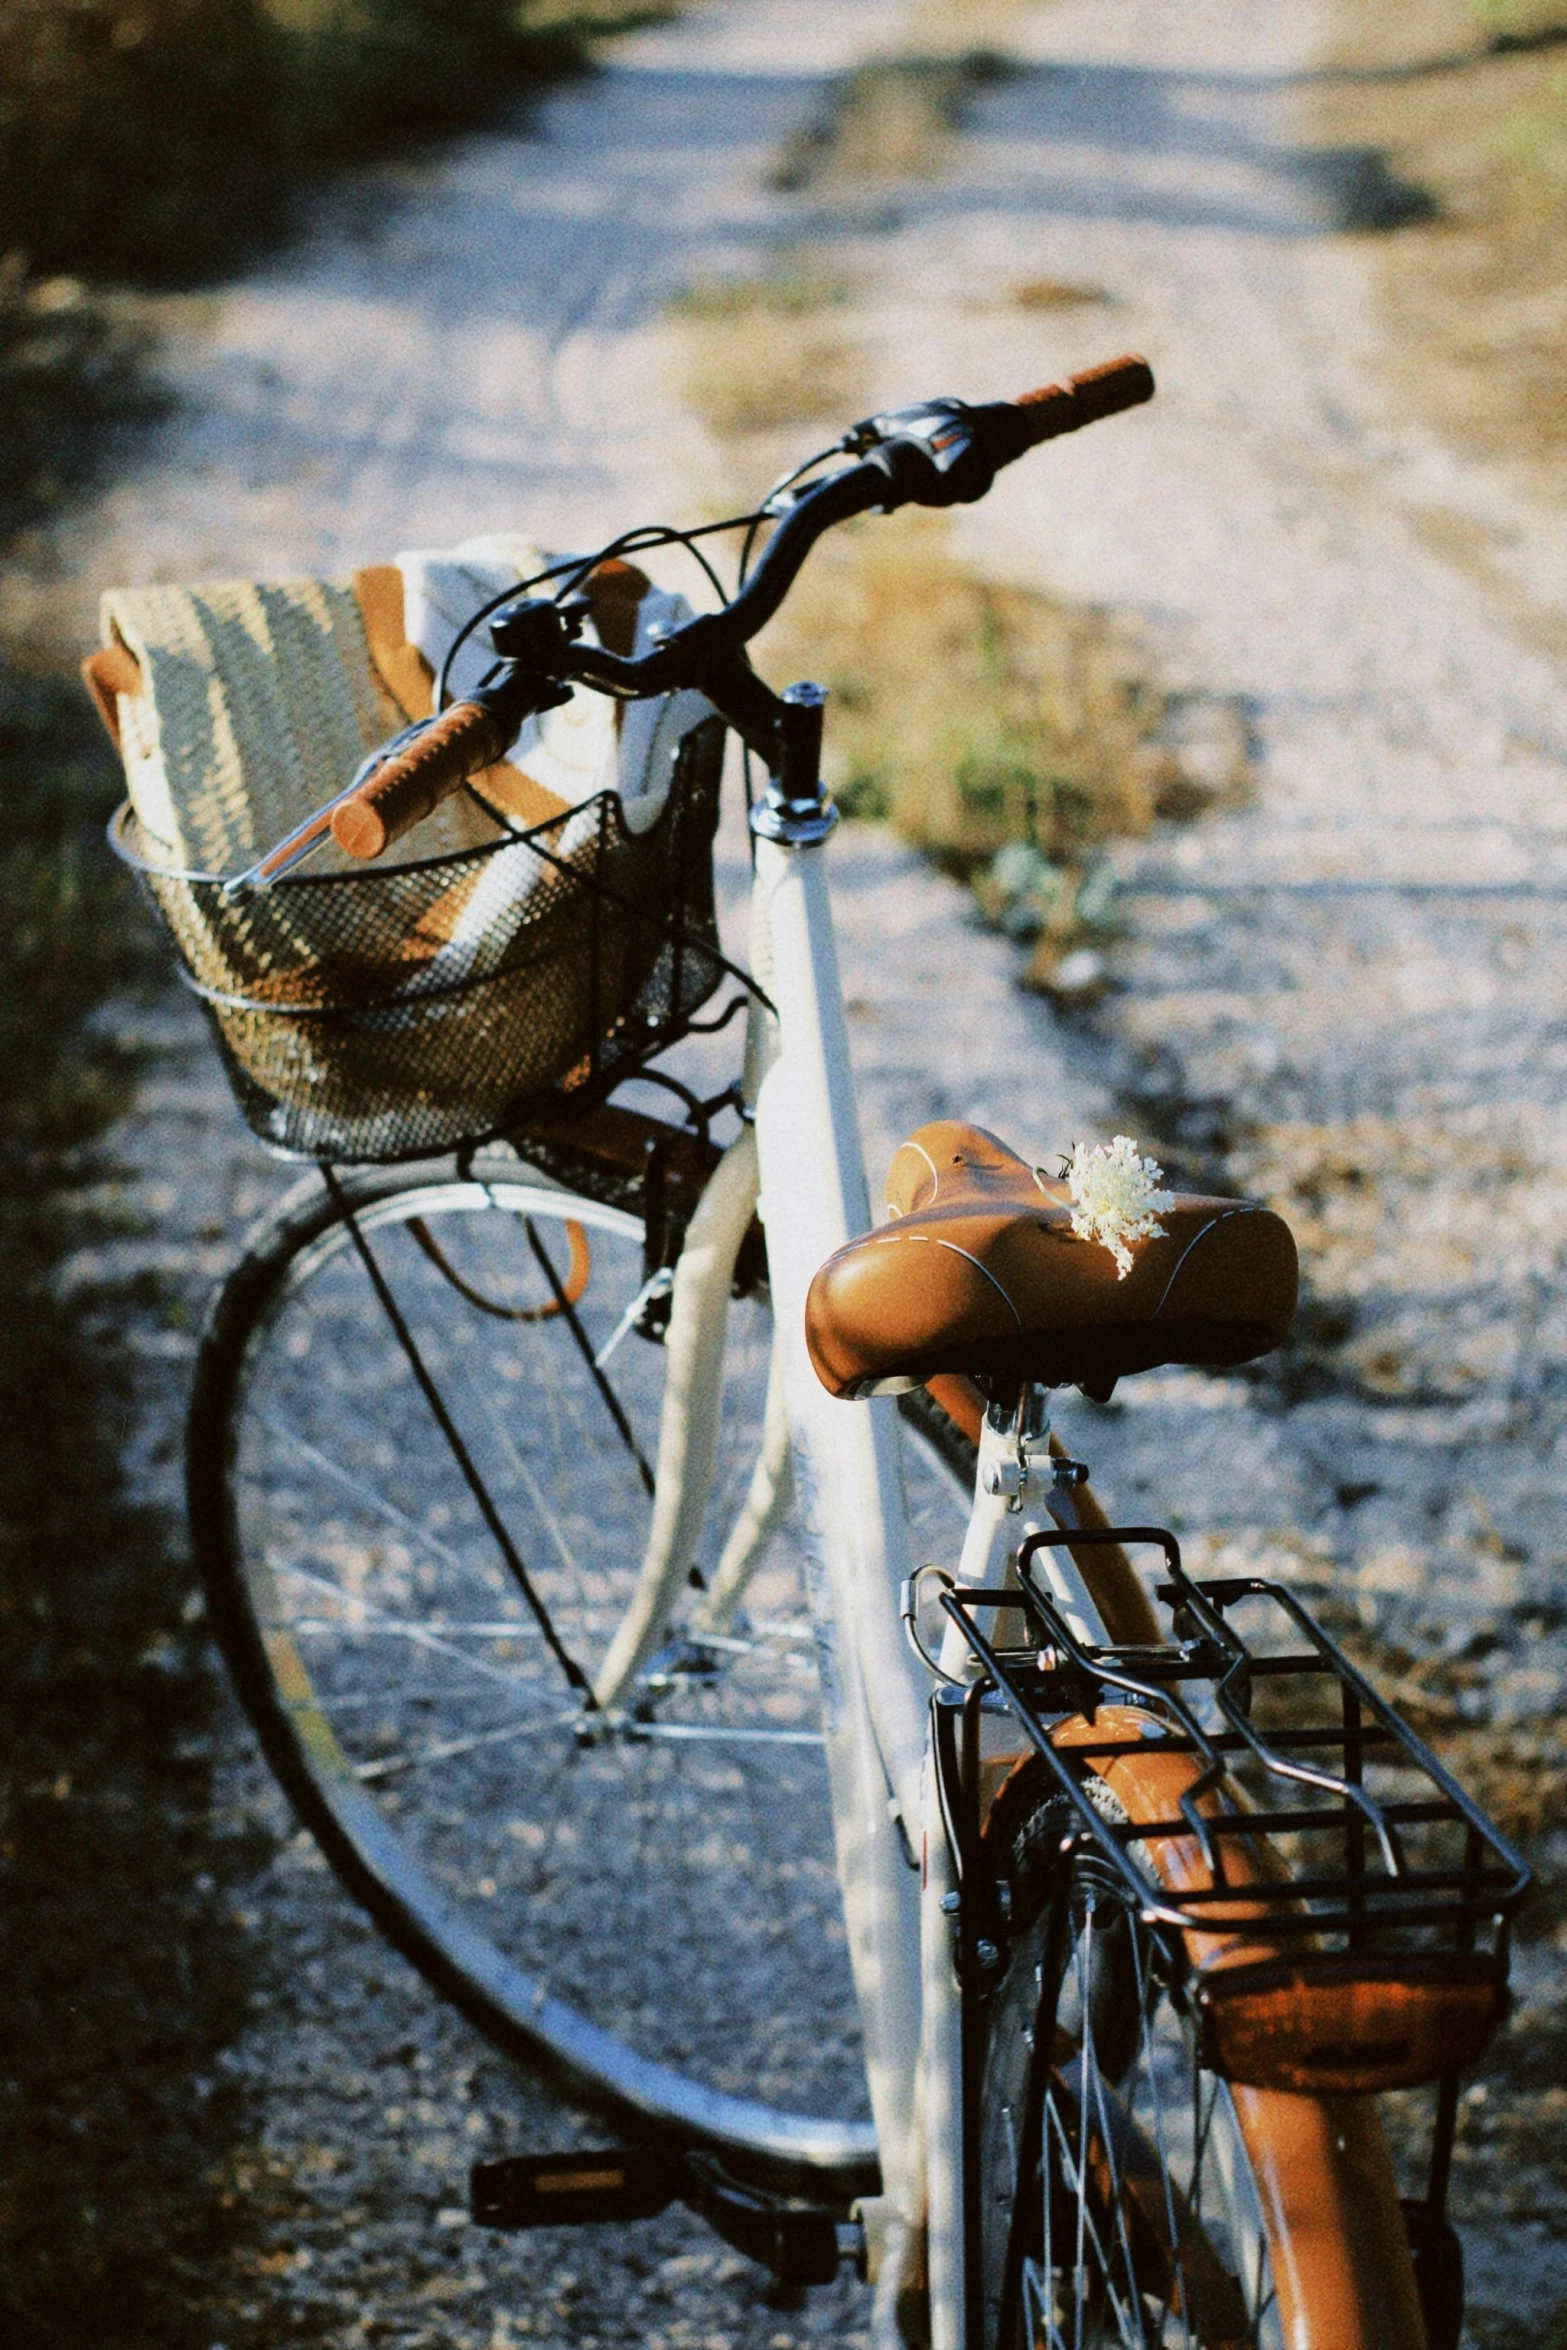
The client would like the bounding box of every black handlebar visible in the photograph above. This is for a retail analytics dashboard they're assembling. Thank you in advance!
[307,357,1155,866]
[558,457,888,703]
[519,356,1154,717]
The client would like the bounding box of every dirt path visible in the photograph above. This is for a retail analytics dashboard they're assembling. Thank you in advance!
[47,0,1567,2342]
[848,4,1567,2338]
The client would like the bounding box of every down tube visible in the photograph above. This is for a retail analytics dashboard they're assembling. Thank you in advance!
[750,831,930,2216]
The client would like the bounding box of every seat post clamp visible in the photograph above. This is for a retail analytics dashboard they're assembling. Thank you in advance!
[977,1387,1086,1512]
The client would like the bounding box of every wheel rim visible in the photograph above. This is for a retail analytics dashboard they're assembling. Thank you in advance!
[211,1175,970,2169]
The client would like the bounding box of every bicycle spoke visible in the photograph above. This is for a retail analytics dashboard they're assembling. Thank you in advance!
[471,1373,595,1590]
[355,1704,582,1782]
[625,1721,824,1746]
[1075,1931,1093,2349]
[287,1619,544,1641]
[261,1414,473,1581]
[523,1214,655,1496]
[199,1174,963,2135]
[1129,1929,1197,2350]
[594,1265,673,1369]
[323,1170,595,1703]
[986,1806,1281,2350]
[743,1615,814,1643]
[264,1558,546,1696]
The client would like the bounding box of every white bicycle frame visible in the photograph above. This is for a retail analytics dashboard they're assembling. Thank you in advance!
[597,807,1119,2349]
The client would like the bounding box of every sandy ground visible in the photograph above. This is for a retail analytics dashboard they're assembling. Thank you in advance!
[38,0,1567,2340]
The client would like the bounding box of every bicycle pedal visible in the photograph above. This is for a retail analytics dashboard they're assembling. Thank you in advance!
[470,2146,858,2290]
[471,2147,680,2229]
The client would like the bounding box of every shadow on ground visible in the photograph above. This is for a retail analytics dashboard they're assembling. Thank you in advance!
[0,679,279,2345]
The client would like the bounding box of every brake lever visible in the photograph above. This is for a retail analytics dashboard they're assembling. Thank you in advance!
[227,638,573,896]
[761,401,984,523]
[487,592,592,669]
[843,398,997,508]
[224,722,434,895]
[844,396,968,457]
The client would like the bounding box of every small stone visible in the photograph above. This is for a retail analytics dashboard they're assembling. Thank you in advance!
[1022,941,1106,1004]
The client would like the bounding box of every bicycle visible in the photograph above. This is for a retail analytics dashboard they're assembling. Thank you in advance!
[103,355,1531,2350]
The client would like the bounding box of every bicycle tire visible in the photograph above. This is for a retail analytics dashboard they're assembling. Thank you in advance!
[189,1154,970,2186]
[979,1767,1283,2349]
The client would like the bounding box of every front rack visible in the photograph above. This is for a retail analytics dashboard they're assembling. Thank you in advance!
[938,1524,1531,1968]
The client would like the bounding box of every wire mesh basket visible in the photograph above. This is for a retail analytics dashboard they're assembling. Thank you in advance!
[112,718,728,1164]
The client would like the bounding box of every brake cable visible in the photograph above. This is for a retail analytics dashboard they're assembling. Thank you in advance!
[435,511,767,714]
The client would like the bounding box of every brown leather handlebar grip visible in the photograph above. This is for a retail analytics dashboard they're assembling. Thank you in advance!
[1015,353,1155,448]
[332,698,513,861]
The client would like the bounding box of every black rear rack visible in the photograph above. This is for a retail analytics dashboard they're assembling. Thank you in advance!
[934,1525,1532,2344]
[938,1525,1531,1960]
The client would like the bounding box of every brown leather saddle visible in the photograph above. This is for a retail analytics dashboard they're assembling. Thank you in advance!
[805,1121,1297,1401]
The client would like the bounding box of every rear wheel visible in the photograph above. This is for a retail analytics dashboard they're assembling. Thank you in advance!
[189,1155,969,2180]
[979,1774,1282,2349]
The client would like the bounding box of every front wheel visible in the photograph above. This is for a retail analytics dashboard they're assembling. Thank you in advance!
[189,1154,970,2182]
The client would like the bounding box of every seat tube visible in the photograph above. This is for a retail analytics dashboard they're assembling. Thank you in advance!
[749,811,929,2218]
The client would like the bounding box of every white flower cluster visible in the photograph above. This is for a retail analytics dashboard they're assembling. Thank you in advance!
[1064,1135,1175,1280]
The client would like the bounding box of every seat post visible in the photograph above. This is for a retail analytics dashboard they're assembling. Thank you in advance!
[936,1385,1098,1677]
[976,1383,1054,1510]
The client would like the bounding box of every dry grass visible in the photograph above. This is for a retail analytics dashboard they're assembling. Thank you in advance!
[670,15,1246,982]
[0,664,263,2349]
[754,511,1243,981]
[515,0,676,32]
[767,0,1025,189]
[1438,1724,1567,1857]
[758,513,1160,853]
[1010,276,1117,312]
[1277,1589,1567,1893]
[1319,1631,1567,1870]
[0,257,148,543]
[1474,0,1567,43]
[902,0,1027,47]
[1315,0,1567,470]
[770,48,1012,192]
[670,260,865,437]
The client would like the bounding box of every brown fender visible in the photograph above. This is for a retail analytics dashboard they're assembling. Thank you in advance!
[1048,1709,1428,2350]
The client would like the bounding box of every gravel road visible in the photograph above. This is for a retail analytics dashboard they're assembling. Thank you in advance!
[43,0,1567,2341]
